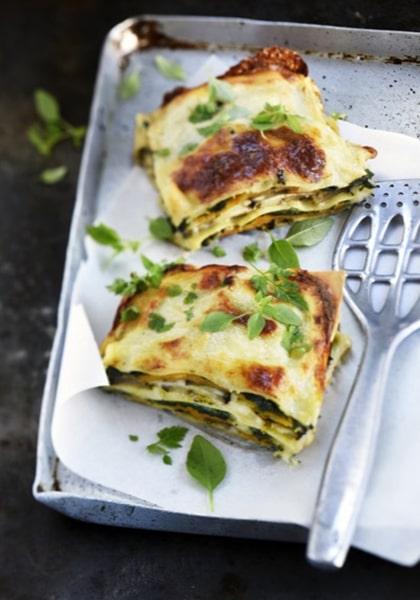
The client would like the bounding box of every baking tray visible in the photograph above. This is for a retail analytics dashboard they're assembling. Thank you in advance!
[33,15,420,540]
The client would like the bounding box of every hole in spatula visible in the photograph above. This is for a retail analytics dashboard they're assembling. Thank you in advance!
[382,214,404,245]
[399,281,420,318]
[370,281,390,313]
[343,246,367,271]
[350,216,371,241]
[346,275,362,293]
[408,250,420,275]
[375,251,398,276]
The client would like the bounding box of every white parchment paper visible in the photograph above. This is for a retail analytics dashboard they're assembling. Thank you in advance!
[51,57,420,565]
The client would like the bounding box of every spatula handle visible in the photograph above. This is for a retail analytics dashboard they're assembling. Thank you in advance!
[306,335,395,568]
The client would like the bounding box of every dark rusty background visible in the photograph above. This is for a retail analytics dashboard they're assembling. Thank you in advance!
[1,1,420,598]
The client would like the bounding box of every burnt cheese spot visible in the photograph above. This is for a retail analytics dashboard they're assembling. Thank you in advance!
[173,128,325,203]
[160,337,187,359]
[242,364,284,393]
[221,46,308,78]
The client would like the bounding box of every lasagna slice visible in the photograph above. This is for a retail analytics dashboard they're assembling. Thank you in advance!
[134,46,376,250]
[101,264,350,462]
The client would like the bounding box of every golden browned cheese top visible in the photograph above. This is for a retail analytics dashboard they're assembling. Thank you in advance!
[101,264,345,424]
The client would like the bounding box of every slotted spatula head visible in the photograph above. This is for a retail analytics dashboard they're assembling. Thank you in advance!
[333,179,420,338]
[307,179,420,569]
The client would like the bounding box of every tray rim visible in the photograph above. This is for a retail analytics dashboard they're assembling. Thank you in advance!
[33,14,420,550]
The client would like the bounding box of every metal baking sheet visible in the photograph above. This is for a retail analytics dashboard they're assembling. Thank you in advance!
[33,15,420,540]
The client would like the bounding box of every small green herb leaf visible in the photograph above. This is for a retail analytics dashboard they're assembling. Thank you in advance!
[211,245,226,258]
[286,217,334,247]
[129,434,139,442]
[120,305,140,322]
[155,55,186,81]
[330,111,348,120]
[209,77,235,103]
[154,148,171,157]
[250,274,269,295]
[185,307,194,321]
[39,165,68,184]
[167,284,183,297]
[163,454,173,465]
[86,223,124,253]
[251,103,303,133]
[189,102,219,123]
[107,273,148,296]
[247,312,266,339]
[262,303,301,326]
[34,89,60,123]
[141,255,166,288]
[184,291,198,305]
[268,238,300,269]
[179,142,199,157]
[186,435,227,510]
[274,279,308,312]
[148,312,174,333]
[200,311,235,333]
[282,325,312,357]
[147,442,167,456]
[197,119,225,138]
[149,216,173,240]
[118,71,141,100]
[158,426,188,449]
[243,242,262,263]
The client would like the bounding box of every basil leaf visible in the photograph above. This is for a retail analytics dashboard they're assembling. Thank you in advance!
[285,114,303,133]
[148,312,174,333]
[262,303,301,326]
[286,217,334,247]
[251,103,303,133]
[128,434,139,442]
[209,77,235,103]
[185,307,194,321]
[247,312,266,339]
[86,223,124,252]
[163,454,173,465]
[200,311,234,333]
[39,165,67,185]
[189,102,218,123]
[282,325,312,357]
[118,71,141,100]
[107,273,148,296]
[274,279,308,312]
[67,124,86,148]
[34,89,60,123]
[120,305,140,322]
[184,291,198,305]
[186,435,227,510]
[179,142,199,157]
[268,238,300,269]
[330,111,348,120]
[147,442,167,456]
[197,119,225,138]
[250,274,268,295]
[211,245,226,258]
[243,242,262,263]
[155,55,186,81]
[167,284,183,297]
[154,148,171,157]
[158,426,188,449]
[149,216,173,240]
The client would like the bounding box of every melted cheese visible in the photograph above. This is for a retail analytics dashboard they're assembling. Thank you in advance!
[101,264,348,461]
[134,47,375,249]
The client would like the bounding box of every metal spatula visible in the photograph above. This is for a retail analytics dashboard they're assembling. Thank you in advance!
[307,179,420,568]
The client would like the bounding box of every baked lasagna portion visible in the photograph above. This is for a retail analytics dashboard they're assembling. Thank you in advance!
[134,46,376,250]
[101,263,350,462]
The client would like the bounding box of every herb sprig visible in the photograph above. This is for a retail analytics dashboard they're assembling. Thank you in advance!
[107,255,175,296]
[147,426,188,465]
[251,103,304,133]
[28,89,86,157]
